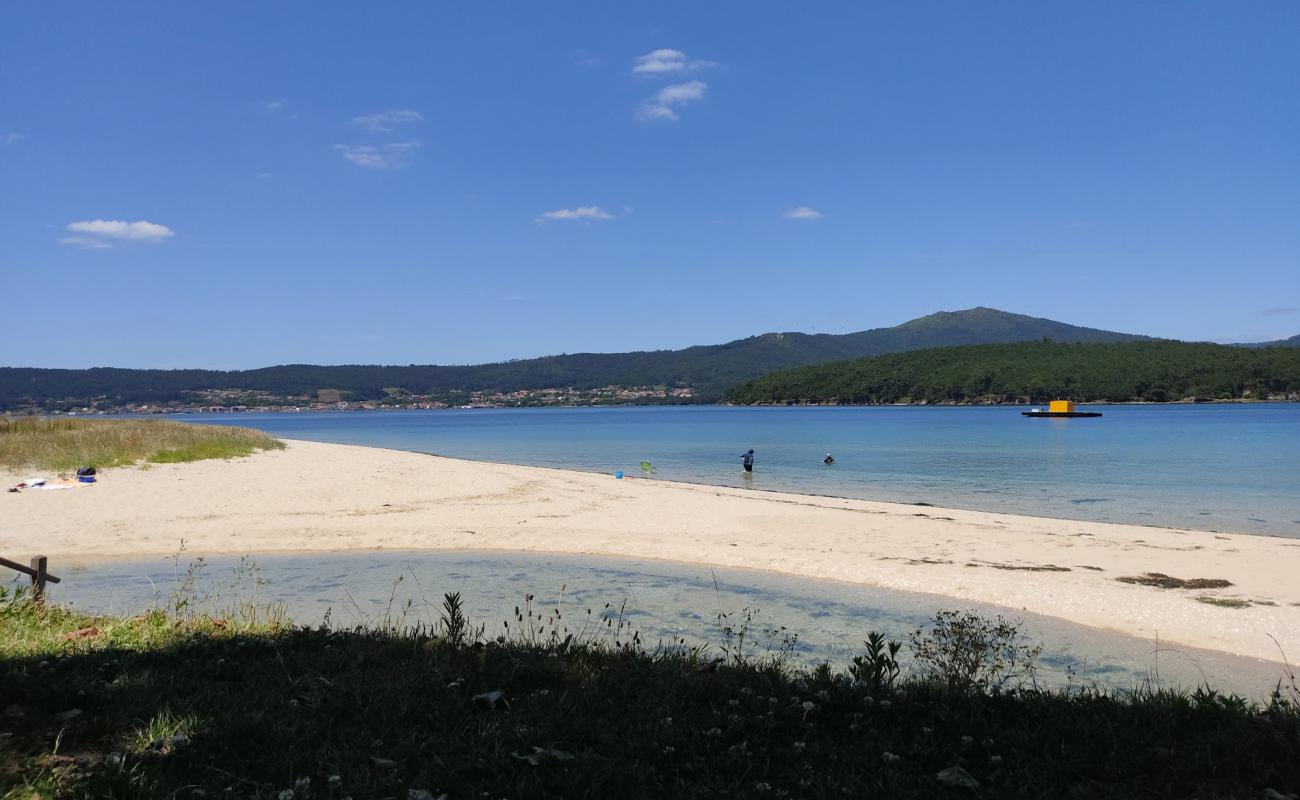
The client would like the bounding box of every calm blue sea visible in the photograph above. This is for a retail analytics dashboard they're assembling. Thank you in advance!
[172,404,1300,537]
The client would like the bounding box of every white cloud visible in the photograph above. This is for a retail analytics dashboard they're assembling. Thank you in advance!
[632,48,716,74]
[351,109,423,133]
[333,141,420,170]
[534,206,615,224]
[638,80,707,122]
[782,206,824,220]
[59,235,114,250]
[265,99,286,112]
[2,132,22,145]
[65,219,175,241]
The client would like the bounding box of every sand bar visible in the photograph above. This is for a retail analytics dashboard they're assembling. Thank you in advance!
[4,440,1298,663]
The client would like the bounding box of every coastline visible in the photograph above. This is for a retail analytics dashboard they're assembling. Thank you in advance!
[5,439,1299,663]
[30,397,1297,416]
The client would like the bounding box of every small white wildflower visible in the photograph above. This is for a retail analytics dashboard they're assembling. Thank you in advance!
[739,687,754,696]
[882,751,901,763]
[983,737,995,748]
[754,782,772,794]
[879,700,892,709]
[801,701,817,712]
[793,740,806,751]
[328,775,342,787]
[921,726,933,734]
[294,777,310,789]
[706,727,722,737]
[961,735,974,746]
[663,745,675,753]
[277,791,294,800]
[815,690,830,701]
[990,755,1003,765]
[864,695,875,705]
[728,699,740,707]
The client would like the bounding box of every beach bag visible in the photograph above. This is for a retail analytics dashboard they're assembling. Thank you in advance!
[76,466,96,477]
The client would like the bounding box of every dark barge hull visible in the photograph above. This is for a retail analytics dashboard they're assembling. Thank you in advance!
[1022,411,1103,418]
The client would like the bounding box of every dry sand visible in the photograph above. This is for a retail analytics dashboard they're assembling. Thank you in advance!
[4,440,1298,663]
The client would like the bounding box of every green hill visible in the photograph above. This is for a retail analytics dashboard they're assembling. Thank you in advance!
[726,340,1300,405]
[1234,333,1300,348]
[0,308,1149,410]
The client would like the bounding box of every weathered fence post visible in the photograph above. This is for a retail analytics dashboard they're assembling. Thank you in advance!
[30,555,48,605]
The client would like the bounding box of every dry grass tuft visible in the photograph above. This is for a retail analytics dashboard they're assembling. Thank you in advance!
[0,416,283,472]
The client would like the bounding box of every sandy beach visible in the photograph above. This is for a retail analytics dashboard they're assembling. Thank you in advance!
[4,439,1298,663]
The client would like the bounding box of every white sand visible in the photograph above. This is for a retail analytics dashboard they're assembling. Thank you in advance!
[4,440,1298,662]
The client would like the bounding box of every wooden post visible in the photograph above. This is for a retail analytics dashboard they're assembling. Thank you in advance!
[30,555,47,606]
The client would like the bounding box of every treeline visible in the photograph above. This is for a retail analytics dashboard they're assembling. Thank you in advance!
[726,340,1300,405]
[0,343,832,410]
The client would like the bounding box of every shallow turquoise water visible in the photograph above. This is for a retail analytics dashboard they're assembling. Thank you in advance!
[50,551,1289,697]
[174,404,1300,536]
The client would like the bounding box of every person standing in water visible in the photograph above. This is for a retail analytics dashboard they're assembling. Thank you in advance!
[823,453,835,464]
[740,449,755,473]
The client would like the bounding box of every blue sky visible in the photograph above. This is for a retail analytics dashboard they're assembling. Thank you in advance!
[2,2,1298,369]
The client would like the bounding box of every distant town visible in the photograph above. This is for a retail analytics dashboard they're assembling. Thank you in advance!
[29,385,697,415]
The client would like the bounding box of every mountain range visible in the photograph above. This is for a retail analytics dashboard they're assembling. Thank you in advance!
[1,307,1294,410]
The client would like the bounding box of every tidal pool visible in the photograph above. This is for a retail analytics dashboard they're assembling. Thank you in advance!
[45,549,1290,698]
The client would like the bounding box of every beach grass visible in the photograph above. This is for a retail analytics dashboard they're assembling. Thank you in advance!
[2,589,1298,799]
[0,417,283,472]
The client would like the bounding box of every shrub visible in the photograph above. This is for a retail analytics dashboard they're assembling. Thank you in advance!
[908,610,1041,693]
[849,631,901,690]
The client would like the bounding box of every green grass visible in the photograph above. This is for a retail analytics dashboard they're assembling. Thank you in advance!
[2,591,1298,799]
[0,417,283,472]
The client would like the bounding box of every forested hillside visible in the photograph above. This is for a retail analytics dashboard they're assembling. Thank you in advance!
[0,308,1149,409]
[726,340,1300,405]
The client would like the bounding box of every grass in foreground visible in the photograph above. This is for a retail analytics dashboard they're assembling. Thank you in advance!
[0,417,283,472]
[2,593,1298,799]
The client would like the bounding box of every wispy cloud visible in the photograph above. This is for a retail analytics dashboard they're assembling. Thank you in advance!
[351,109,423,133]
[59,235,115,250]
[1261,307,1300,317]
[60,219,175,249]
[2,132,23,145]
[638,80,707,122]
[264,99,286,112]
[632,49,716,74]
[574,51,603,69]
[782,206,823,220]
[333,142,420,170]
[534,206,616,224]
[66,219,174,240]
